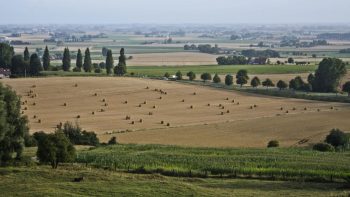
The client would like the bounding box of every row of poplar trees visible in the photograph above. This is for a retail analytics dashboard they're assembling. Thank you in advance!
[61,47,127,75]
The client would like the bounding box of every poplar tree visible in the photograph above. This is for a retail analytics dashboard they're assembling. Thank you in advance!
[83,48,92,72]
[76,49,83,71]
[105,49,114,75]
[42,46,50,71]
[62,47,71,71]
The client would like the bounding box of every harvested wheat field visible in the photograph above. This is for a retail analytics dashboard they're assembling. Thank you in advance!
[3,77,350,147]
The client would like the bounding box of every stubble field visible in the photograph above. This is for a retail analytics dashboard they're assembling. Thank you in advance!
[3,77,350,147]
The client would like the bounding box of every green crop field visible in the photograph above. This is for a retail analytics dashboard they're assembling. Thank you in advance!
[127,64,318,77]
[76,144,350,183]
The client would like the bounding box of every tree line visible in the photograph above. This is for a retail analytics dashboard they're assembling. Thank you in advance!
[0,43,127,77]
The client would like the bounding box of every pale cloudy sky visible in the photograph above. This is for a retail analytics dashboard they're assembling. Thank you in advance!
[0,0,349,24]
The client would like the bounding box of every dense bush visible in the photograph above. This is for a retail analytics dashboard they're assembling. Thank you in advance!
[325,129,349,148]
[216,56,248,65]
[267,140,279,148]
[60,122,99,146]
[108,137,117,145]
[201,73,212,82]
[186,71,196,81]
[213,74,221,83]
[313,143,335,152]
[241,49,280,58]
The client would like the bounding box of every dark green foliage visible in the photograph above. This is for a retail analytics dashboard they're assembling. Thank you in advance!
[24,134,37,147]
[342,81,350,96]
[313,143,335,152]
[42,46,50,71]
[23,47,30,62]
[29,53,43,76]
[241,49,280,58]
[339,48,350,53]
[250,76,261,88]
[200,73,212,82]
[105,50,114,75]
[10,55,27,77]
[0,43,14,68]
[36,131,76,169]
[287,57,294,64]
[94,68,102,73]
[216,56,248,65]
[83,48,92,72]
[307,73,315,84]
[236,69,249,87]
[225,74,233,86]
[186,71,196,81]
[59,122,99,146]
[76,49,83,72]
[99,62,106,69]
[277,80,288,90]
[164,72,170,78]
[197,44,220,54]
[0,84,29,163]
[312,58,347,92]
[62,47,71,71]
[175,71,183,80]
[267,140,279,148]
[325,129,349,148]
[114,48,127,76]
[108,137,117,145]
[213,74,221,83]
[262,78,275,88]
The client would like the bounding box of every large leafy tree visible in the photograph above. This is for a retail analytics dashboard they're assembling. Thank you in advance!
[62,47,71,71]
[0,43,14,68]
[105,49,114,75]
[36,131,76,169]
[262,78,275,89]
[225,74,233,86]
[277,80,288,90]
[250,76,261,88]
[29,53,43,76]
[42,46,50,71]
[83,48,92,72]
[0,84,29,163]
[23,47,30,62]
[342,81,350,96]
[236,69,249,87]
[76,49,83,71]
[312,58,347,92]
[213,73,221,83]
[186,71,196,81]
[201,73,212,82]
[114,48,127,76]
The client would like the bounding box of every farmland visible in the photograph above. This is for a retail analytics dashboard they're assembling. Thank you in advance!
[3,77,350,148]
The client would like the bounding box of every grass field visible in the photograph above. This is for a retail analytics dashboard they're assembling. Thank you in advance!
[1,165,348,197]
[2,77,350,148]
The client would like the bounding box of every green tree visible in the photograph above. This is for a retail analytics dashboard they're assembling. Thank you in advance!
[288,57,294,64]
[213,73,221,83]
[176,71,183,80]
[164,72,170,78]
[201,73,212,82]
[102,47,109,56]
[11,55,27,76]
[62,47,71,71]
[0,84,29,163]
[236,69,249,87]
[105,50,114,75]
[0,43,14,68]
[36,131,76,169]
[225,74,233,86]
[262,78,274,89]
[250,76,261,88]
[313,58,347,92]
[108,137,117,145]
[186,71,196,81]
[83,48,92,72]
[42,46,50,71]
[325,129,349,148]
[60,122,99,146]
[307,73,315,84]
[114,48,127,76]
[76,49,83,72]
[29,53,43,76]
[277,80,288,90]
[24,47,30,62]
[342,81,350,96]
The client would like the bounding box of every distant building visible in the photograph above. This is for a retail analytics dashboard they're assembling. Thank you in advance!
[0,68,11,78]
[0,36,9,43]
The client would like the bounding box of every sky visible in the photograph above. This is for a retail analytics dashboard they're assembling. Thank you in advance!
[0,0,349,24]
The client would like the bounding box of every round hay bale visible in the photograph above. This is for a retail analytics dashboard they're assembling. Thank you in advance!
[101,109,105,112]
[94,93,98,96]
[159,96,162,99]
[92,111,95,115]
[231,99,235,103]
[102,99,106,102]
[64,103,67,106]
[293,107,296,111]
[237,102,240,105]
[76,115,81,119]
[207,103,210,106]
[304,107,307,111]
[38,119,41,123]
[149,112,153,115]
[33,102,36,106]
[226,110,230,113]
[138,104,142,107]
[124,101,128,104]
[24,107,28,110]
[105,103,108,106]
[219,104,222,107]
[226,98,229,100]
[126,116,130,120]
[161,121,164,124]
[250,106,253,109]
[33,115,37,119]
[153,105,156,109]
[21,111,24,114]
[144,101,147,104]
[317,109,320,112]
[330,106,334,110]
[221,106,225,109]
[166,123,170,126]
[193,92,196,95]
[221,112,224,115]
[32,85,36,88]
[182,99,185,102]
[139,119,143,123]
[254,105,257,108]
[190,105,193,109]
[74,84,78,87]
[131,121,135,125]
[146,86,149,89]
[286,110,289,113]
[280,107,284,111]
